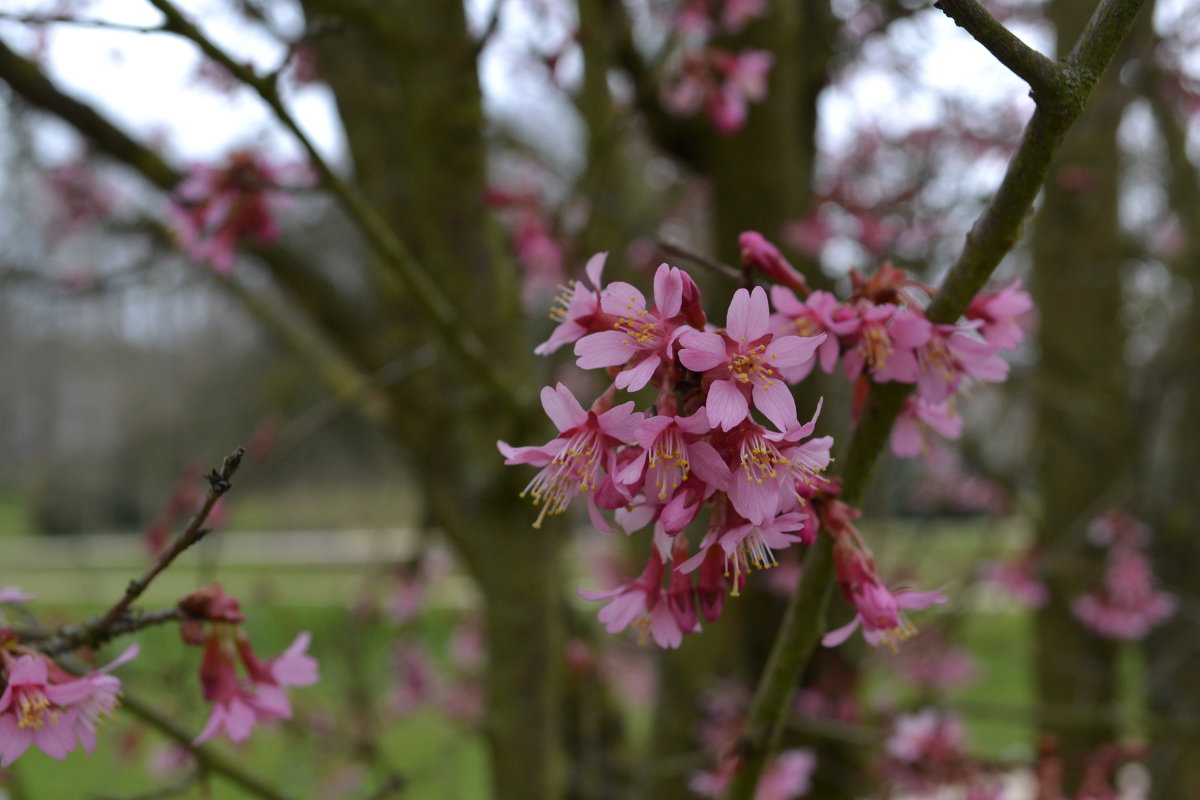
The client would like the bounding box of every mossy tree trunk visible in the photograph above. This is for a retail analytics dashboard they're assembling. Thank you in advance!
[1029,0,1137,780]
[302,3,563,798]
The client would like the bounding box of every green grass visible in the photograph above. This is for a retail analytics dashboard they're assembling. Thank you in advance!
[6,604,488,799]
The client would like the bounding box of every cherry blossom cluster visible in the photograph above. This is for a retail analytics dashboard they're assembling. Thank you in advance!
[0,588,137,766]
[169,150,298,274]
[662,1,773,134]
[501,237,1025,649]
[738,232,1030,458]
[1071,510,1175,640]
[178,584,319,744]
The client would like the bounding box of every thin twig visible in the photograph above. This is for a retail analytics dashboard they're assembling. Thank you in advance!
[933,0,1063,104]
[0,13,163,34]
[657,238,744,284]
[28,608,181,656]
[41,448,244,655]
[117,689,291,800]
[724,0,1151,795]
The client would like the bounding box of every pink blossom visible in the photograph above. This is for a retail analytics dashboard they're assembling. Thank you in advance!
[841,303,930,384]
[740,231,809,292]
[389,641,440,715]
[616,409,729,504]
[966,279,1033,351]
[689,748,816,799]
[980,557,1048,608]
[0,587,34,604]
[916,324,1008,404]
[719,405,831,526]
[535,252,612,355]
[770,287,855,379]
[886,709,966,763]
[194,633,261,744]
[578,550,695,648]
[889,396,963,458]
[679,286,824,431]
[723,50,773,102]
[0,645,135,766]
[169,150,292,274]
[721,0,769,32]
[574,263,693,391]
[1073,545,1175,640]
[498,383,643,528]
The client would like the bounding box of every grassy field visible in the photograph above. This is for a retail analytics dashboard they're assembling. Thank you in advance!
[0,512,1103,798]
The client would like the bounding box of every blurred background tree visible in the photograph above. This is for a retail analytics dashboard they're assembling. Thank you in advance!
[0,0,1193,797]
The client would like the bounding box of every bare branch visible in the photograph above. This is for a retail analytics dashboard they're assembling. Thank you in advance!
[145,0,524,410]
[934,0,1063,103]
[45,448,245,654]
[27,608,182,656]
[657,238,745,284]
[0,13,163,34]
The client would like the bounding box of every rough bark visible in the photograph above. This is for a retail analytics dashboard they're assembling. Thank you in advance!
[301,3,562,798]
[1141,55,1200,797]
[1030,0,1134,778]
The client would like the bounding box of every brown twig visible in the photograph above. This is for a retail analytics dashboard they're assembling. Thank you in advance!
[657,238,744,284]
[26,608,182,656]
[42,448,244,655]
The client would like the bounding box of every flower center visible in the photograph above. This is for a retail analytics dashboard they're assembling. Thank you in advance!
[648,428,689,500]
[17,689,53,730]
[727,344,777,388]
[548,280,578,323]
[520,428,603,528]
[739,433,789,484]
[860,323,894,369]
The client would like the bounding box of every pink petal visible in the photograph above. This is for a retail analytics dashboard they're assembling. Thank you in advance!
[764,333,824,370]
[584,252,607,287]
[706,380,749,431]
[678,331,728,372]
[541,384,587,432]
[615,354,661,391]
[652,264,683,318]
[752,382,798,432]
[726,287,770,342]
[600,281,647,317]
[821,616,862,648]
[0,715,32,766]
[575,330,638,369]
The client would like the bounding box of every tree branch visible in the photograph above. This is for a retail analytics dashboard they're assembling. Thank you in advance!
[934,0,1063,103]
[117,689,290,800]
[144,0,524,411]
[46,448,244,654]
[724,0,1150,795]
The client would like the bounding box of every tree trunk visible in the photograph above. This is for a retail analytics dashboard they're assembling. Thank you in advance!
[1030,0,1134,779]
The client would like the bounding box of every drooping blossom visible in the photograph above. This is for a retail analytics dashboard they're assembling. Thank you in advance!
[679,285,824,431]
[578,548,696,649]
[824,515,946,649]
[740,231,810,293]
[180,585,319,744]
[498,384,643,528]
